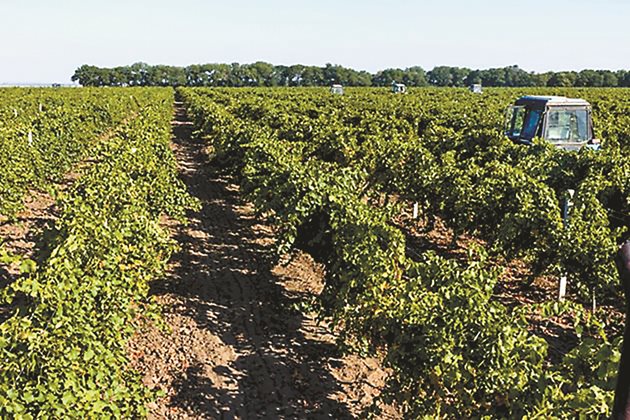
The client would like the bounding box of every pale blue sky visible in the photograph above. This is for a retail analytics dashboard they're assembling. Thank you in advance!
[1,0,629,83]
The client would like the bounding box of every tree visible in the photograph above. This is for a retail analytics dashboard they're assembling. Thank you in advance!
[270,65,290,86]
[465,70,482,85]
[576,70,603,87]
[107,67,130,86]
[547,72,577,87]
[403,67,428,86]
[503,65,532,87]
[287,64,306,86]
[372,68,406,86]
[71,65,104,86]
[531,72,552,87]
[346,69,372,86]
[450,67,470,87]
[479,68,506,86]
[427,67,470,87]
[301,66,324,86]
[249,62,275,86]
[227,63,244,86]
[129,62,151,86]
[70,62,630,88]
[618,70,630,87]
[205,64,231,86]
[599,70,619,87]
[427,66,454,86]
[185,64,205,86]
[167,66,187,86]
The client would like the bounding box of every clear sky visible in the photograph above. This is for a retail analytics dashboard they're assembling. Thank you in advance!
[1,0,629,83]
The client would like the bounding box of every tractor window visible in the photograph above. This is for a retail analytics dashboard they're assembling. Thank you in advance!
[506,106,526,137]
[521,109,542,139]
[546,108,589,143]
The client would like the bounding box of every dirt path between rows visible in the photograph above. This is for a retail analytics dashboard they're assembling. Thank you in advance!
[129,103,397,419]
[0,190,56,322]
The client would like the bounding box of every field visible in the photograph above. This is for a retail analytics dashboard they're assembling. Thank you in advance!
[0,86,628,417]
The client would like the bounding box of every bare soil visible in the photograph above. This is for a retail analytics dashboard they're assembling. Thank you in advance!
[394,209,626,363]
[0,189,58,322]
[128,103,398,419]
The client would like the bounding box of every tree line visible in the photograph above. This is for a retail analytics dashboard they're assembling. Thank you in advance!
[71,62,630,88]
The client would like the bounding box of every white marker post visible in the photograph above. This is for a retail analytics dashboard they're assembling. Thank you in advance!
[413,202,419,219]
[559,189,575,301]
[558,276,567,301]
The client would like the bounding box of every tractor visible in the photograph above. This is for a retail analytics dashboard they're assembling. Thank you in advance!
[505,95,602,301]
[330,84,344,95]
[470,83,483,94]
[505,96,600,151]
[391,82,407,94]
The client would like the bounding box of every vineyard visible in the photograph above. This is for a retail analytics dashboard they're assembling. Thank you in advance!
[0,86,628,417]
[0,88,196,417]
[180,86,629,417]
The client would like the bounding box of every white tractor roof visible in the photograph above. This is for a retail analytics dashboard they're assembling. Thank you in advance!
[517,95,591,107]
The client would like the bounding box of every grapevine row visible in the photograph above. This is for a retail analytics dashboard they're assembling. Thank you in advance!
[180,86,627,417]
[0,88,153,219]
[0,88,197,417]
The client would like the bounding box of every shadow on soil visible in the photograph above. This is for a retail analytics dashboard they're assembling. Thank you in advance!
[147,104,355,418]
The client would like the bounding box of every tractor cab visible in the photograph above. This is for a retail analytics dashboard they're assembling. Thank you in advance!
[470,83,483,94]
[505,96,600,151]
[330,84,344,95]
[391,82,407,94]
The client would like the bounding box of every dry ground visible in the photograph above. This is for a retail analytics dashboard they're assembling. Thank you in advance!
[128,103,398,419]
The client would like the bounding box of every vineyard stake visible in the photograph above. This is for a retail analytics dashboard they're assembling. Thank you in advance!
[558,275,567,301]
[558,189,575,301]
